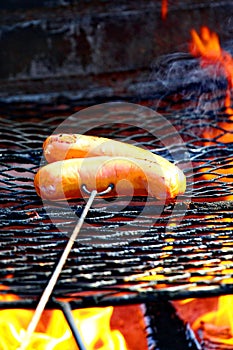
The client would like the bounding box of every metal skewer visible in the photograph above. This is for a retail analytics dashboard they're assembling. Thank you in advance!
[18,185,112,350]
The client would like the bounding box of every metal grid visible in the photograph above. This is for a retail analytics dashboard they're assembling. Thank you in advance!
[1,99,233,310]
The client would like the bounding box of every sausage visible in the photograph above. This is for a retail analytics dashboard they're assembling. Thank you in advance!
[43,134,179,173]
[36,133,186,201]
[34,156,186,201]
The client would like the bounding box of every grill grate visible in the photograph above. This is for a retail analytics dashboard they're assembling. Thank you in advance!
[1,96,233,309]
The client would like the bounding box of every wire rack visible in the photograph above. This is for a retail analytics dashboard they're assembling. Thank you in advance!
[1,96,233,312]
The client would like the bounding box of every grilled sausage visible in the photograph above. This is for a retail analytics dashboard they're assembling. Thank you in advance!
[34,156,186,201]
[43,134,180,172]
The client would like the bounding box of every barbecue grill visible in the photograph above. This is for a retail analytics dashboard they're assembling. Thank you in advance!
[1,65,233,347]
[1,6,233,341]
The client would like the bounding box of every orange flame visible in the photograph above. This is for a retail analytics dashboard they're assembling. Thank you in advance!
[161,0,168,20]
[190,26,233,115]
[173,296,233,347]
[172,261,233,345]
[190,27,233,195]
[192,295,233,346]
[0,290,128,350]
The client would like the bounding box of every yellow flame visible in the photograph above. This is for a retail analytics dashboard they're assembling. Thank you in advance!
[0,299,128,350]
[192,295,233,345]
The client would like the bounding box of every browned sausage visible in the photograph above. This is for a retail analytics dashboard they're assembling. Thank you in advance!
[43,134,180,174]
[34,156,186,201]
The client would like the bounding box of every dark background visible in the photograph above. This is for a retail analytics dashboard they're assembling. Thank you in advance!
[0,0,232,104]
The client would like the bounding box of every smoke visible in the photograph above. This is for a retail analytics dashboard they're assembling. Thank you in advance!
[140,51,230,116]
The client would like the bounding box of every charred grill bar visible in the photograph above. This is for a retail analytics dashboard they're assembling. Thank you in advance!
[1,90,233,349]
[1,98,233,301]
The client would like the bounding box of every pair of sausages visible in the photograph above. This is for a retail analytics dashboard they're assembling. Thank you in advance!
[34,134,186,201]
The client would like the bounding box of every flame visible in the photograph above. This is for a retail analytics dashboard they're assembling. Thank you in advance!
[172,256,233,346]
[161,0,168,20]
[190,27,233,199]
[0,291,128,350]
[190,27,233,145]
[173,296,233,347]
[190,26,233,115]
[192,295,233,346]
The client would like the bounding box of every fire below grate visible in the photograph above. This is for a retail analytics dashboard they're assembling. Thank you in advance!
[1,98,233,312]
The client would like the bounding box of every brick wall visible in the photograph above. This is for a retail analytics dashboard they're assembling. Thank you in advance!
[0,0,232,102]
